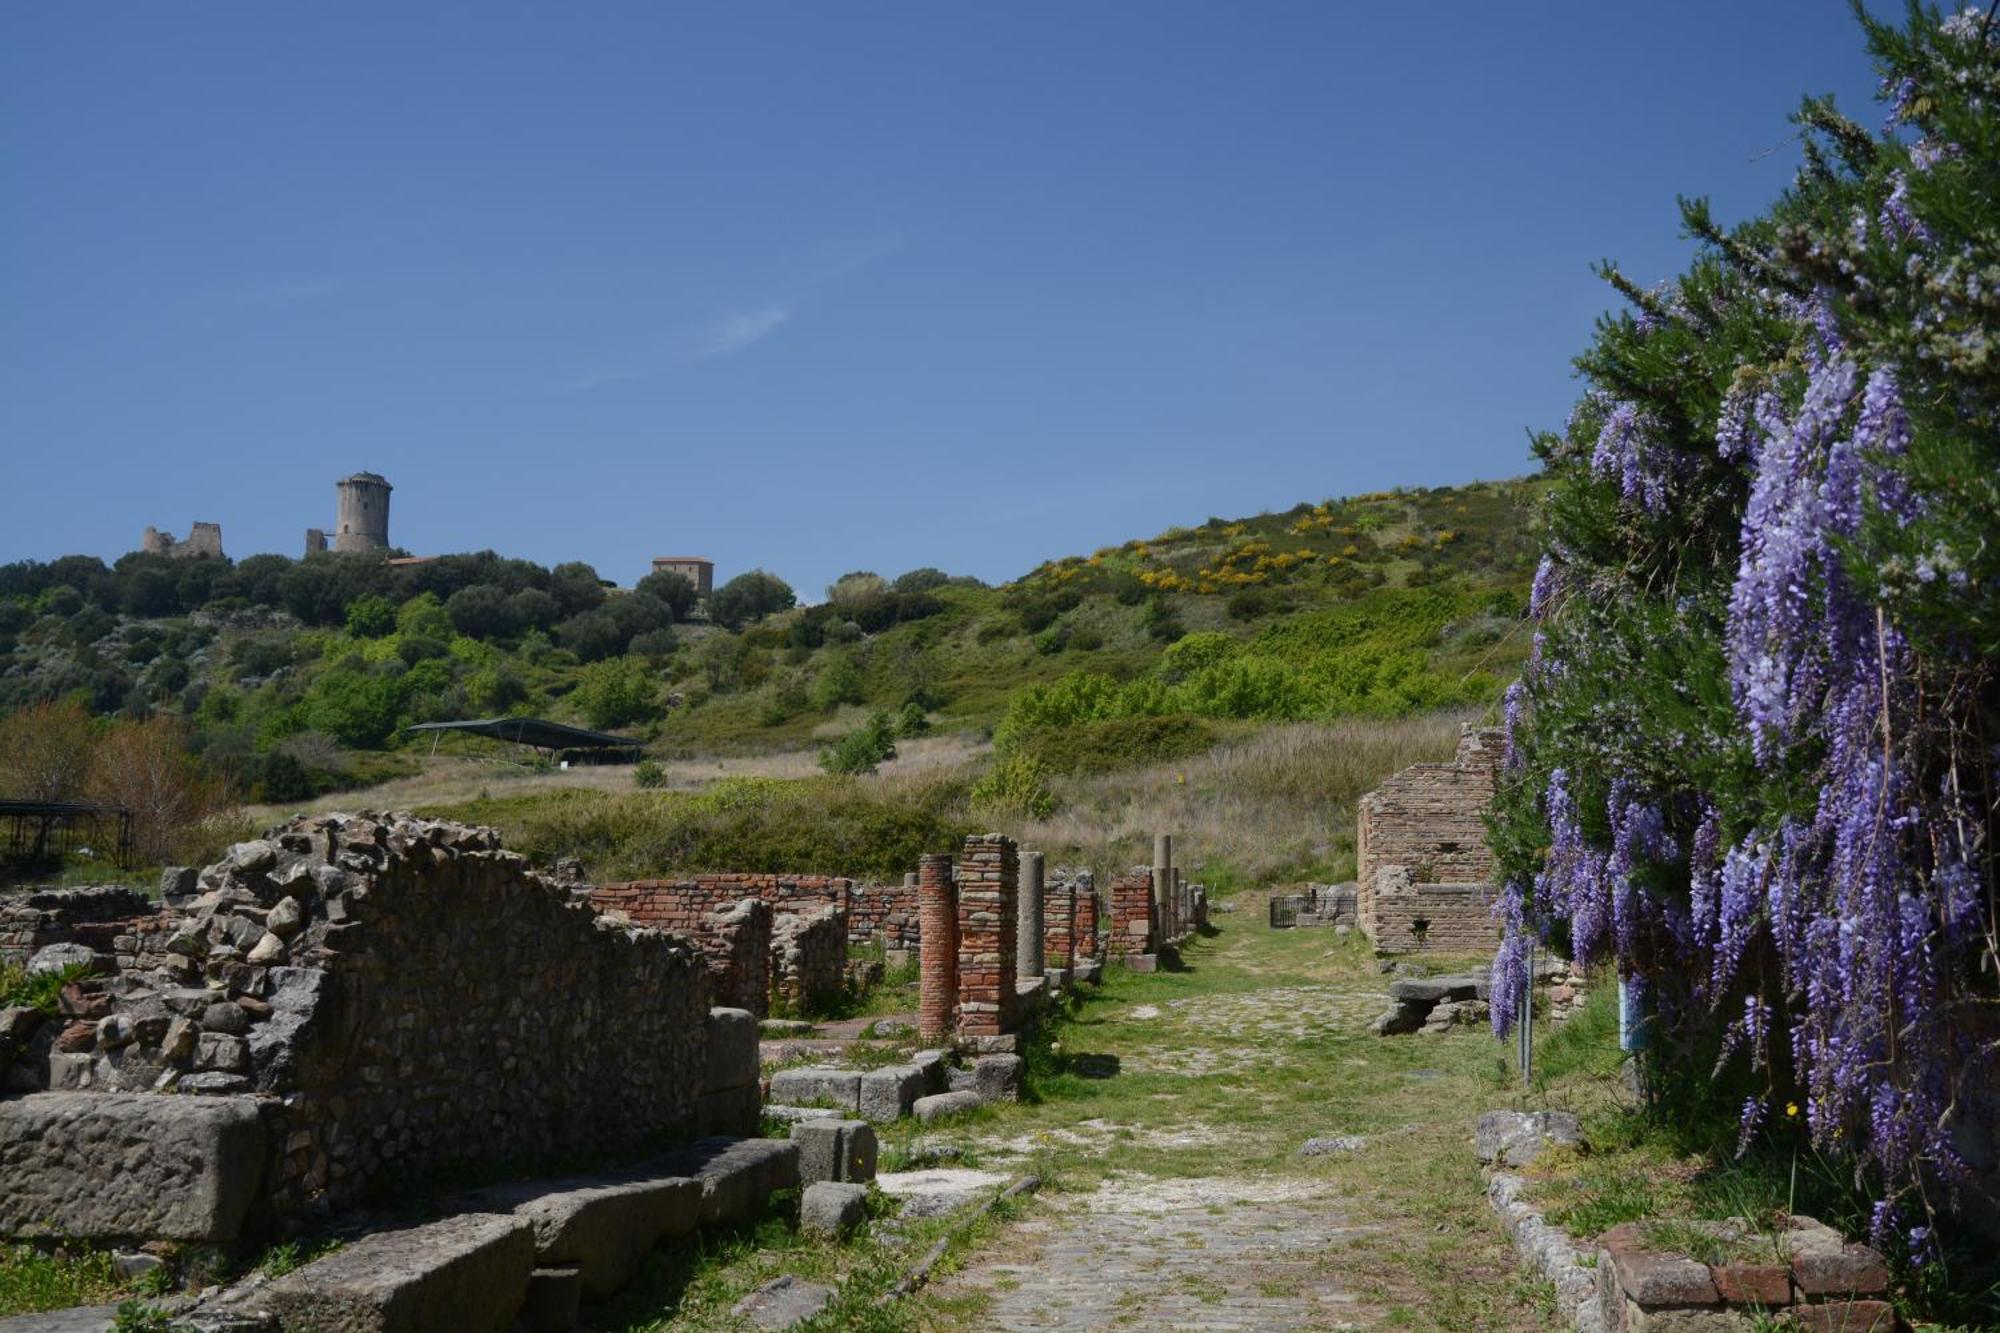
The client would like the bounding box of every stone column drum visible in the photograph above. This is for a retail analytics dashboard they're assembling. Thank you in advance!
[1017,850,1045,981]
[917,854,958,1044]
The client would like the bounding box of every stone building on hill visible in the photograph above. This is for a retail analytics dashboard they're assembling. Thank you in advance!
[650,556,715,597]
[137,522,223,560]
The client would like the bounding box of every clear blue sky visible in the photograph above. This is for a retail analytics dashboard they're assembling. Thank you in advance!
[1,3,1886,598]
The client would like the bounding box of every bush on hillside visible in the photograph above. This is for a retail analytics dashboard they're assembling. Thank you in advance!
[709,570,796,629]
[819,712,898,775]
[571,657,659,730]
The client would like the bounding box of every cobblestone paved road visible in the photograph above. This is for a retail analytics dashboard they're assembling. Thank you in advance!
[947,1173,1377,1330]
[933,965,1395,1329]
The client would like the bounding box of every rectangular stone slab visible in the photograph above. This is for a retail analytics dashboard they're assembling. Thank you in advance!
[467,1172,701,1298]
[260,1212,535,1332]
[648,1137,801,1227]
[857,1065,925,1122]
[765,1067,861,1111]
[0,1092,266,1242]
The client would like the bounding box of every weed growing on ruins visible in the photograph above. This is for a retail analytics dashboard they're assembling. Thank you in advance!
[0,1242,123,1318]
[0,959,91,1016]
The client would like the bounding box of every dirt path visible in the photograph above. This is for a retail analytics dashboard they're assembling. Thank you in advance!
[917,898,1555,1331]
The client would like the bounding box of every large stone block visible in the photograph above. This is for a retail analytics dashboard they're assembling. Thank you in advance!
[0,1092,266,1242]
[704,1007,759,1091]
[790,1119,877,1186]
[912,1090,983,1123]
[260,1212,535,1333]
[1474,1110,1583,1167]
[857,1064,925,1122]
[467,1171,701,1298]
[799,1182,867,1239]
[649,1137,800,1228]
[697,1083,761,1138]
[765,1067,861,1112]
[972,1054,1023,1103]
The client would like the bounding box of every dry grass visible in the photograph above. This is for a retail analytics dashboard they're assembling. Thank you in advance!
[240,734,992,824]
[1018,710,1476,886]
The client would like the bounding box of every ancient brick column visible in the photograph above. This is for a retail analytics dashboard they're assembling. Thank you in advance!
[1017,850,1045,981]
[956,834,1019,1037]
[1076,875,1099,957]
[1153,834,1174,941]
[917,854,958,1044]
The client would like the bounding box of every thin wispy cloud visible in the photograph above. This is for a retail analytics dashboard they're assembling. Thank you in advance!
[699,305,791,359]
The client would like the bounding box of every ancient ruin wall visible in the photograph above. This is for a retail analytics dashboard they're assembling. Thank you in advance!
[697,898,771,1017]
[1363,868,1497,953]
[848,878,918,950]
[771,903,846,1013]
[1044,869,1097,968]
[0,886,159,970]
[3,815,711,1217]
[1355,726,1504,950]
[1108,869,1156,957]
[591,875,854,933]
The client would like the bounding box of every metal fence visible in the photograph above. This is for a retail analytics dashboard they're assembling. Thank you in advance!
[0,799,134,873]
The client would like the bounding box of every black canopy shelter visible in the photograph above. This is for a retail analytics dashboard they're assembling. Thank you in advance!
[403,718,644,763]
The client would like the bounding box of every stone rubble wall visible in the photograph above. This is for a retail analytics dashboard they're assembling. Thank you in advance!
[2,813,713,1221]
[771,904,847,1014]
[1355,725,1504,951]
[700,898,772,1018]
[955,835,1019,1037]
[848,878,919,950]
[0,885,160,970]
[1108,869,1155,957]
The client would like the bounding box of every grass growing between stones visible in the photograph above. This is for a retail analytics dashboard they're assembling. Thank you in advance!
[0,1242,126,1317]
[871,898,1566,1331]
[590,1186,1025,1331]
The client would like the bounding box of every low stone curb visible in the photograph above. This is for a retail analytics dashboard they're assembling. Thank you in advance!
[1487,1172,1607,1333]
[879,1173,1042,1305]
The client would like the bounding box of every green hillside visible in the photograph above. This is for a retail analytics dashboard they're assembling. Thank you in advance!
[0,476,1543,816]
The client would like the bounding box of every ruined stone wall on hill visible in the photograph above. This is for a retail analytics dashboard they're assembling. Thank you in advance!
[2,814,711,1218]
[1355,726,1504,952]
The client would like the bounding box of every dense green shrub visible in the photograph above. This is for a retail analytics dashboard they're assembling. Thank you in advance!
[570,657,658,729]
[819,712,898,775]
[969,752,1056,818]
[1016,714,1216,775]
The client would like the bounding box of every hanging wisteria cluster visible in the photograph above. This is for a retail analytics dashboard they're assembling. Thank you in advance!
[1491,7,1998,1254]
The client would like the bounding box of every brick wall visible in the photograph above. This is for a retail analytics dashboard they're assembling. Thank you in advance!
[849,877,918,950]
[1108,869,1155,957]
[955,835,1018,1037]
[1364,868,1498,953]
[1045,868,1097,968]
[1355,725,1504,951]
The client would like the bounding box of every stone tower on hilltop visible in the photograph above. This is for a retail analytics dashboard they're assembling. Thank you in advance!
[306,472,392,555]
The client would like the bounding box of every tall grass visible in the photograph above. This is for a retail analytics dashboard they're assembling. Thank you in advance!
[1017,710,1475,886]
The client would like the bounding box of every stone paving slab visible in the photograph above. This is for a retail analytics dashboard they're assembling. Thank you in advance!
[943,1173,1378,1330]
